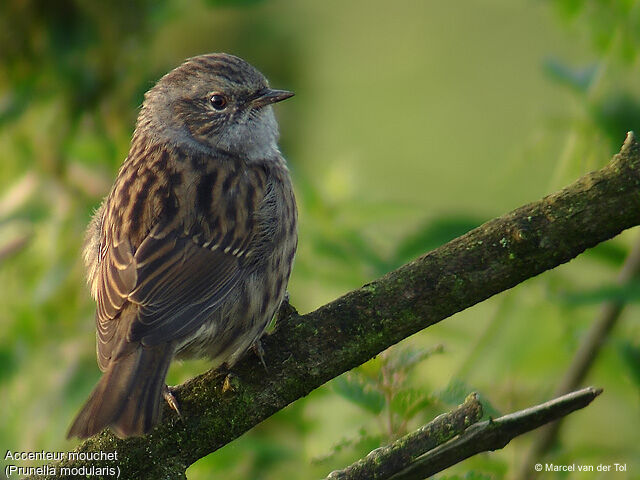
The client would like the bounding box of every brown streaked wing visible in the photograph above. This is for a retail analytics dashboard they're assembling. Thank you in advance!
[126,230,244,346]
[96,227,244,364]
[94,161,267,362]
[95,239,137,371]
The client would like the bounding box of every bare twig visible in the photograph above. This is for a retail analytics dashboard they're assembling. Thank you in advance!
[326,393,483,480]
[390,387,602,480]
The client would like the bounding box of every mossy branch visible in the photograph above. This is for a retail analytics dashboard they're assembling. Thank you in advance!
[326,387,601,480]
[325,392,484,480]
[28,133,640,479]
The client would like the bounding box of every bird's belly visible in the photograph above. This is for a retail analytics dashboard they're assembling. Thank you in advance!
[174,239,294,367]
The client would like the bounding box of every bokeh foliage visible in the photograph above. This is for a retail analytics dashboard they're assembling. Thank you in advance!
[0,1,638,479]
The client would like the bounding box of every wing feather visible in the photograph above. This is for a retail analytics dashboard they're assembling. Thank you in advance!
[93,163,267,366]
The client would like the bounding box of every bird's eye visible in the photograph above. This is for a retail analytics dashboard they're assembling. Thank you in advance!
[209,94,227,110]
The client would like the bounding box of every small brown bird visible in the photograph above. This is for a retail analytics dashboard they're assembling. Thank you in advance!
[68,53,297,439]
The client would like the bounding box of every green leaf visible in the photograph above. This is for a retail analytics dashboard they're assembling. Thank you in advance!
[333,374,385,414]
[390,388,434,421]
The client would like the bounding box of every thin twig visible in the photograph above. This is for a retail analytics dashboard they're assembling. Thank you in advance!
[389,387,602,480]
[325,393,483,480]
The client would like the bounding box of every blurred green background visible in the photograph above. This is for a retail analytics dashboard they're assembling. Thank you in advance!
[1,1,639,479]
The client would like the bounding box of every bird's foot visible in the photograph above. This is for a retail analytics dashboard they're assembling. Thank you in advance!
[222,373,239,393]
[163,385,182,420]
[252,339,268,372]
[276,292,297,322]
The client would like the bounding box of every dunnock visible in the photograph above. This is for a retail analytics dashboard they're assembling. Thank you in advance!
[68,53,297,439]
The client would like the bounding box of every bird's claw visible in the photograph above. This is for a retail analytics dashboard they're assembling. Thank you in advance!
[252,339,268,372]
[163,385,182,420]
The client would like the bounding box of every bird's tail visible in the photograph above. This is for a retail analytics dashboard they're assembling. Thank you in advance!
[67,343,172,439]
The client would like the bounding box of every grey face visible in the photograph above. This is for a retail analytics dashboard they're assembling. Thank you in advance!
[141,53,293,160]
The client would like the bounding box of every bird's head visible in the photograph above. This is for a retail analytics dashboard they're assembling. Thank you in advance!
[138,53,293,161]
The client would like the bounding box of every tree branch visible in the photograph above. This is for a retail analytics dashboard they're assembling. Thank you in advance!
[324,387,600,480]
[29,132,640,479]
[388,387,602,480]
[325,393,484,480]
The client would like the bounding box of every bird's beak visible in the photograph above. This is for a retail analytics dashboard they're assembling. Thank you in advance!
[252,89,295,108]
